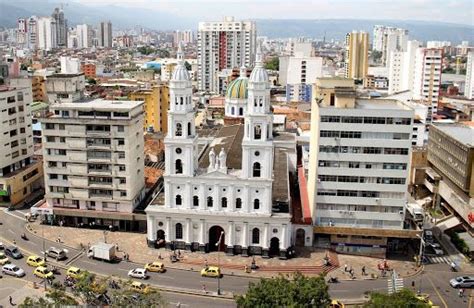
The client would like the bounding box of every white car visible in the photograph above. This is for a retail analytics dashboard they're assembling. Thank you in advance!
[128,268,148,279]
[2,264,25,277]
[450,276,474,288]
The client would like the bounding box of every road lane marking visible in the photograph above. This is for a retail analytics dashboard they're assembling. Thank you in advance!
[80,260,96,266]
[7,229,15,234]
[426,276,448,308]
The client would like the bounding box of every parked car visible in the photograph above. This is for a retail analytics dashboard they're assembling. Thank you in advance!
[0,253,9,265]
[144,262,165,273]
[450,276,474,288]
[200,266,222,278]
[2,264,25,277]
[33,266,54,279]
[46,247,67,260]
[128,268,148,279]
[5,246,22,259]
[426,243,444,256]
[424,230,434,244]
[26,255,46,267]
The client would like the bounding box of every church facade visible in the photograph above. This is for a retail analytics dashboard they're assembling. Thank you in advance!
[146,46,295,258]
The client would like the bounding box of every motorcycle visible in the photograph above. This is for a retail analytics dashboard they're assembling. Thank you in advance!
[327,277,339,283]
[21,234,28,241]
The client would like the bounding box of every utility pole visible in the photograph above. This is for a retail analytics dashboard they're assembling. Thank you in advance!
[216,231,224,295]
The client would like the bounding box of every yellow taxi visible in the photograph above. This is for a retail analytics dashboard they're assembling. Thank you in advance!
[0,253,9,265]
[416,294,435,307]
[66,267,83,279]
[26,255,46,267]
[200,266,222,278]
[144,261,165,273]
[329,300,345,308]
[33,266,54,279]
[130,281,150,294]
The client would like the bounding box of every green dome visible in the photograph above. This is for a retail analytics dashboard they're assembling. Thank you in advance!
[226,77,248,99]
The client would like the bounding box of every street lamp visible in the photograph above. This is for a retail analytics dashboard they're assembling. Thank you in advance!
[416,233,425,294]
[216,231,224,295]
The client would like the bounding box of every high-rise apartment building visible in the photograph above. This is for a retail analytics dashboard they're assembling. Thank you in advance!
[76,24,93,49]
[51,7,67,47]
[372,26,408,66]
[129,84,170,134]
[98,21,112,48]
[27,16,38,49]
[0,79,43,206]
[308,77,414,257]
[412,48,442,123]
[17,18,27,47]
[344,31,369,82]
[197,16,257,93]
[173,30,194,46]
[465,52,474,99]
[388,40,421,95]
[37,17,57,51]
[41,99,146,227]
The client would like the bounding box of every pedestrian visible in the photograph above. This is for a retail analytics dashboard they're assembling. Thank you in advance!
[344,264,348,272]
[205,259,208,268]
[9,295,14,306]
[12,239,16,245]
[459,288,464,297]
[361,266,366,276]
[177,250,181,258]
[115,243,119,251]
[244,264,249,273]
[202,284,207,294]
[158,253,162,260]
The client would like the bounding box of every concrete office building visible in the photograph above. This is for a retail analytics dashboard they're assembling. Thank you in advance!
[388,40,422,95]
[51,7,67,47]
[0,79,43,206]
[308,77,416,257]
[45,72,85,103]
[37,17,57,51]
[372,26,408,66]
[465,52,474,99]
[344,32,369,82]
[40,99,146,229]
[129,84,170,134]
[197,16,257,93]
[98,21,112,48]
[27,16,38,49]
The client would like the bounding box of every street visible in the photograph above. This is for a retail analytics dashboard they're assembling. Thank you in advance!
[1,208,473,307]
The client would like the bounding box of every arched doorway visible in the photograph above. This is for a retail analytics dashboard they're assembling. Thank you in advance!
[295,228,305,246]
[156,230,166,248]
[208,225,225,252]
[269,237,280,257]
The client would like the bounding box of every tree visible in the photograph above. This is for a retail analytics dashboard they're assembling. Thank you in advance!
[110,288,165,307]
[370,50,383,62]
[72,271,107,304]
[20,284,78,307]
[264,57,279,71]
[87,77,97,85]
[235,273,331,307]
[364,289,430,308]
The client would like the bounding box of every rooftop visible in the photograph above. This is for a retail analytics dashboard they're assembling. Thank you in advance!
[52,99,144,111]
[434,123,474,146]
[355,99,413,111]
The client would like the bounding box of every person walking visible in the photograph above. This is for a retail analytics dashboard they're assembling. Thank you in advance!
[459,288,464,297]
[361,266,366,276]
[202,284,207,294]
[344,264,348,272]
[9,296,14,306]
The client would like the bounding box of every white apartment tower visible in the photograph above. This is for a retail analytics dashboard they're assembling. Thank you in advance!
[17,18,27,47]
[412,48,443,123]
[308,77,414,257]
[51,7,67,47]
[27,16,38,49]
[76,24,93,49]
[41,99,146,225]
[465,52,474,99]
[197,16,257,93]
[388,40,421,94]
[373,26,408,67]
[37,17,57,51]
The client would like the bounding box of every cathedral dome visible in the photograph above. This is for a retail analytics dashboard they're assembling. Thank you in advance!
[249,51,268,83]
[226,77,248,99]
[171,65,190,81]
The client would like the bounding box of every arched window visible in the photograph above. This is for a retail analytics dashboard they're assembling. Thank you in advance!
[175,97,178,105]
[254,125,261,140]
[259,98,263,107]
[175,223,183,239]
[176,123,182,136]
[176,195,182,206]
[193,196,199,207]
[253,162,261,177]
[239,107,243,116]
[175,159,183,174]
[187,122,192,136]
[180,97,183,105]
[207,196,213,207]
[236,198,242,209]
[252,228,260,244]
[231,106,235,115]
[254,98,257,107]
[221,197,227,208]
[254,199,260,210]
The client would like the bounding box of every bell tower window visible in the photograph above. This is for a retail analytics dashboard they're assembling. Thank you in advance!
[253,162,261,177]
[254,125,262,140]
[175,159,183,174]
[176,123,182,137]
[188,122,192,136]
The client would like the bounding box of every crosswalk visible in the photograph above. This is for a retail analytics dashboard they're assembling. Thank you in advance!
[424,255,452,264]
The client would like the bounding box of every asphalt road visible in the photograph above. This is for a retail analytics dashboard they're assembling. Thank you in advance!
[1,208,473,307]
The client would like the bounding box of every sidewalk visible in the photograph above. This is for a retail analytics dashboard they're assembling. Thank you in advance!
[0,278,44,307]
[28,221,420,280]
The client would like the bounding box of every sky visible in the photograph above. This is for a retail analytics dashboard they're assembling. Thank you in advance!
[72,0,474,25]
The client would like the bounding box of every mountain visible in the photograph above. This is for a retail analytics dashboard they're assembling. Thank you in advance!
[0,0,473,43]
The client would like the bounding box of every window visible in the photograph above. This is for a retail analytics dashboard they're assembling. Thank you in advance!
[175,159,183,174]
[117,126,124,132]
[117,139,125,145]
[207,196,213,207]
[253,162,261,177]
[254,125,262,140]
[239,107,243,116]
[252,228,260,244]
[45,123,54,130]
[176,195,182,206]
[221,197,227,208]
[188,122,192,136]
[59,124,65,130]
[119,178,126,184]
[193,196,199,207]
[176,123,182,136]
[120,191,127,197]
[236,198,242,209]
[254,199,260,210]
[175,223,183,239]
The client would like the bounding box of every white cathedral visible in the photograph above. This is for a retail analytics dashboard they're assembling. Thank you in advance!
[146,45,298,258]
